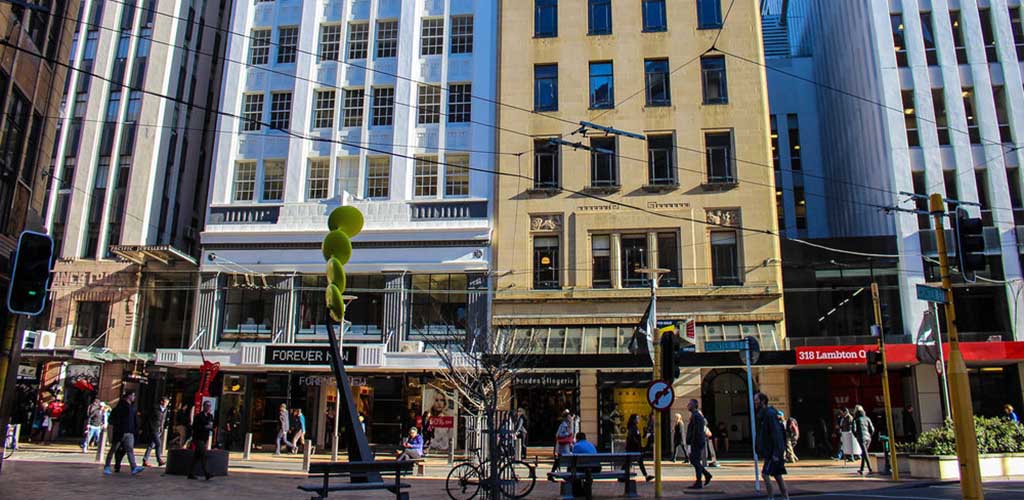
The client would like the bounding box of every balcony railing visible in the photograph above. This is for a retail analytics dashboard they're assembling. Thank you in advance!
[209,206,280,224]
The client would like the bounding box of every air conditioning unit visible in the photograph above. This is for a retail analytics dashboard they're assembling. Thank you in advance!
[399,341,424,353]
[22,330,56,350]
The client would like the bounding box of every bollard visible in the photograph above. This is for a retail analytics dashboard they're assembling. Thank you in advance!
[243,433,252,460]
[95,427,107,463]
[303,441,312,472]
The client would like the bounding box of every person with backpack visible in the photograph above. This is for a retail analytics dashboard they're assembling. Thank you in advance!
[103,391,144,476]
[784,413,799,463]
[755,392,789,500]
[854,405,875,475]
[82,400,105,452]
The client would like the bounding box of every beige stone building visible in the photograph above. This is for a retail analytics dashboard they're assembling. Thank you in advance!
[494,0,788,451]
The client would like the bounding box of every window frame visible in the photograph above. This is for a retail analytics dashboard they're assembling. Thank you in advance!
[347,22,369,60]
[646,133,676,186]
[696,0,722,30]
[644,59,671,107]
[534,63,558,112]
[590,136,618,187]
[371,87,395,127]
[450,15,474,54]
[591,234,611,288]
[588,0,612,35]
[342,88,365,128]
[710,230,741,286]
[533,138,560,189]
[306,158,330,200]
[445,154,470,197]
[642,0,667,32]
[375,20,399,58]
[931,88,949,146]
[535,0,558,38]
[902,89,919,147]
[276,25,299,64]
[241,93,264,131]
[890,14,907,67]
[704,130,735,184]
[421,18,445,56]
[588,61,614,110]
[249,28,271,65]
[261,159,285,202]
[312,89,335,129]
[319,24,342,62]
[447,83,472,123]
[365,156,391,199]
[414,155,439,198]
[417,84,442,124]
[233,161,257,202]
[533,235,561,289]
[700,55,728,105]
[269,91,292,130]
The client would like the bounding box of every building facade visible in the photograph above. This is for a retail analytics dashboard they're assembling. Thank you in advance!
[493,0,786,451]
[155,0,498,448]
[29,0,230,426]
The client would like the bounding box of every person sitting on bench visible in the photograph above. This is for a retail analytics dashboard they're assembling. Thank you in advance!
[397,427,423,461]
[570,432,600,496]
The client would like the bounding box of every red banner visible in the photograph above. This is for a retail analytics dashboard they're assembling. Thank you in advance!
[429,416,454,429]
[796,342,1024,366]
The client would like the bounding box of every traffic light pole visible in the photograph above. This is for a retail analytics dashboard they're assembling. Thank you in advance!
[870,282,899,480]
[929,194,984,500]
[0,314,19,475]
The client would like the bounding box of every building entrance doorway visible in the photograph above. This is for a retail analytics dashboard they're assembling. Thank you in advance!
[701,369,754,455]
[511,372,579,446]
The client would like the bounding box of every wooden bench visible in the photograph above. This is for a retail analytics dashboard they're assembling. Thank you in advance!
[298,460,414,500]
[547,452,641,500]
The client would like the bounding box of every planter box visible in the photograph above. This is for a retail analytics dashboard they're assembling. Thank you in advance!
[870,453,911,475]
[907,453,1024,480]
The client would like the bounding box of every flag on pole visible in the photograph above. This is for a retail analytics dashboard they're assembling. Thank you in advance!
[628,301,653,357]
[646,293,657,362]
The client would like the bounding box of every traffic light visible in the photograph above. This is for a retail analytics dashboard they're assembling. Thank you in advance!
[321,206,364,322]
[6,231,54,316]
[660,328,682,382]
[866,350,882,376]
[954,208,986,275]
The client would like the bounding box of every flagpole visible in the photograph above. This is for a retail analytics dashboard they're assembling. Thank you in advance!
[637,267,668,498]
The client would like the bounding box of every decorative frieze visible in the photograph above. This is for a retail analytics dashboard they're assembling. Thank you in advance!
[530,214,563,231]
[706,208,741,227]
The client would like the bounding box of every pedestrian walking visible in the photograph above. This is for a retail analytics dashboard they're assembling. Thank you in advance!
[550,409,574,473]
[514,408,529,459]
[1004,404,1019,423]
[839,408,860,461]
[624,414,654,481]
[397,427,424,460]
[188,400,215,480]
[685,400,713,489]
[854,405,875,475]
[103,391,144,476]
[289,408,307,452]
[902,405,917,442]
[783,412,799,463]
[142,396,170,467]
[45,394,66,444]
[671,413,686,462]
[716,421,729,454]
[274,403,293,455]
[755,392,789,500]
[704,420,719,467]
[82,400,105,452]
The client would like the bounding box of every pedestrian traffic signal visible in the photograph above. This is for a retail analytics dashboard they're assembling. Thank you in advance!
[866,350,882,376]
[6,231,54,316]
[660,329,682,381]
[322,206,363,321]
[954,208,986,275]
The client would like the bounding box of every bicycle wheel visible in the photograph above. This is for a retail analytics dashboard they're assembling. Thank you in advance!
[446,462,481,500]
[497,460,536,499]
[2,437,14,459]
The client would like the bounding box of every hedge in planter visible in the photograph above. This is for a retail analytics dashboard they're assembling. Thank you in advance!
[904,417,1024,455]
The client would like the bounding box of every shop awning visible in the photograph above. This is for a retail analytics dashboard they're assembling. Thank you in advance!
[110,245,197,266]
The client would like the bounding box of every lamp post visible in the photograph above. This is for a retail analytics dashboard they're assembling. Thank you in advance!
[636,267,669,498]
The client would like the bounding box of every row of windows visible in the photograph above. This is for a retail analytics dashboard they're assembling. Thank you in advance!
[249,16,473,65]
[242,84,472,131]
[231,155,471,202]
[770,114,807,233]
[891,6,1024,67]
[532,130,736,190]
[900,85,1015,147]
[536,55,727,112]
[538,0,723,37]
[532,228,741,290]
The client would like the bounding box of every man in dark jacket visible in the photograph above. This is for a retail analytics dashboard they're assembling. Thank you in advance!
[755,392,788,500]
[686,399,713,489]
[143,396,170,467]
[189,400,215,480]
[103,391,143,476]
[854,405,875,475]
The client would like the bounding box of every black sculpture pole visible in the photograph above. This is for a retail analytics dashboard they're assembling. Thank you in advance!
[325,312,380,482]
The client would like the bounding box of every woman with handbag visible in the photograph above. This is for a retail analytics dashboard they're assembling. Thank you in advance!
[550,410,575,473]
[625,414,654,481]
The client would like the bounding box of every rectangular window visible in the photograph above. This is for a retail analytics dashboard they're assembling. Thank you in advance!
[1007,168,1023,224]
[319,24,341,61]
[451,15,473,54]
[366,156,390,199]
[980,9,997,62]
[448,83,472,123]
[262,160,285,201]
[534,138,559,189]
[421,18,444,56]
[342,89,364,128]
[891,14,907,67]
[776,189,785,230]
[705,131,735,183]
[307,158,330,200]
[312,90,335,129]
[644,59,671,106]
[657,232,680,286]
[697,0,721,29]
[647,134,676,185]
[641,1,667,32]
[711,231,740,285]
[902,90,919,147]
[932,88,949,145]
[620,235,648,288]
[589,61,614,109]
[588,0,612,35]
[242,93,264,131]
[534,64,558,111]
[376,20,398,58]
[72,302,110,344]
[920,12,937,66]
[994,86,1013,143]
[962,87,980,144]
[233,161,257,201]
[270,92,292,130]
[949,11,967,64]
[794,186,807,230]
[249,28,271,64]
[786,114,800,171]
[336,156,359,197]
[590,136,617,187]
[445,154,470,197]
[371,87,395,126]
[414,156,439,197]
[770,115,780,171]
[535,0,558,38]
[417,84,441,124]
[533,236,560,289]
[701,55,728,104]
[277,26,298,63]
[591,234,611,288]
[1011,7,1024,59]
[347,23,369,60]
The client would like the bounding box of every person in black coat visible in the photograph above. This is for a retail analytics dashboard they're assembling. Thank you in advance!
[143,396,170,467]
[103,391,143,475]
[189,400,215,480]
[755,392,789,500]
[624,414,653,481]
[686,400,713,489]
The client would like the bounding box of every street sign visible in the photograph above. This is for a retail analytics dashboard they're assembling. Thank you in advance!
[744,336,761,365]
[705,340,750,352]
[916,284,947,304]
[646,380,674,412]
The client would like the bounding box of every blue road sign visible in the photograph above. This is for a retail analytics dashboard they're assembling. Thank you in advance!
[916,284,947,304]
[705,340,750,352]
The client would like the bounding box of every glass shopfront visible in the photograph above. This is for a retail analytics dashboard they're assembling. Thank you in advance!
[511,372,579,446]
[597,371,652,452]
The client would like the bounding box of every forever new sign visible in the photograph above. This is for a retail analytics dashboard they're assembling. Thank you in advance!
[265,345,357,366]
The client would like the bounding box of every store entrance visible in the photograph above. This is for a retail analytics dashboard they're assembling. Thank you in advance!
[511,373,579,447]
[597,371,652,452]
[701,369,753,455]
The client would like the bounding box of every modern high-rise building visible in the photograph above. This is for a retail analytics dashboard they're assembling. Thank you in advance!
[766,0,1024,439]
[493,0,786,451]
[34,0,230,405]
[155,0,498,447]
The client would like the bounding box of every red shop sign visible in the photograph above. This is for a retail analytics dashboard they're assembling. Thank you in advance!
[429,416,455,429]
[796,345,870,365]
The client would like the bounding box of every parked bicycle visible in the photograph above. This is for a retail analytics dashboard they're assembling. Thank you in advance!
[445,441,536,500]
[3,424,17,459]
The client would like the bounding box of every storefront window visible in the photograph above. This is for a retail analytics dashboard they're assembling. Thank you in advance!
[502,325,635,355]
[598,372,652,452]
[512,373,579,446]
[221,282,275,342]
[295,275,385,340]
[409,274,468,339]
[138,274,194,352]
